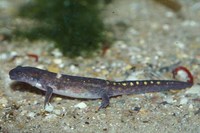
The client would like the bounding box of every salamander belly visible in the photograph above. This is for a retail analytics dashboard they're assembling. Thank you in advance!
[52,87,101,99]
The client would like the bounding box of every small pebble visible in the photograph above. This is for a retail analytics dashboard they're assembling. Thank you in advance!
[36,65,45,69]
[55,97,62,102]
[48,65,60,73]
[51,48,63,57]
[74,102,87,109]
[0,97,8,107]
[0,53,8,60]
[45,104,54,112]
[69,65,79,73]
[15,58,23,65]
[125,64,132,70]
[163,96,175,104]
[182,20,198,27]
[33,100,39,105]
[45,114,57,120]
[53,58,62,65]
[27,112,36,119]
[162,24,170,31]
[53,109,61,115]
[189,104,193,110]
[10,51,17,56]
[174,41,185,49]
[20,110,28,116]
[185,85,200,95]
[179,97,188,105]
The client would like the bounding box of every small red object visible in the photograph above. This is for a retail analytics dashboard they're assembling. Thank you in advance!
[27,53,39,62]
[172,66,193,84]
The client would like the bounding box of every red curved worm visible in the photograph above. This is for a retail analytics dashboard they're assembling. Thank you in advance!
[27,53,39,62]
[172,66,193,84]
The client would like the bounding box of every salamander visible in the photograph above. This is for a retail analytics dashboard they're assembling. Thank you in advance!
[9,66,193,110]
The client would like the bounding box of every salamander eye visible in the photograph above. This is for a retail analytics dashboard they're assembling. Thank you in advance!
[16,71,22,75]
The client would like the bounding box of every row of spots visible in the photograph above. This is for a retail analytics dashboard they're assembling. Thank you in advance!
[109,81,166,91]
[110,81,162,86]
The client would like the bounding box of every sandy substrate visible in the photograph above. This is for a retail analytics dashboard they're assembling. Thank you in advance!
[0,0,200,133]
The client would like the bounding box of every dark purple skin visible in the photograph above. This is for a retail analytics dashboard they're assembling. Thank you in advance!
[9,66,193,109]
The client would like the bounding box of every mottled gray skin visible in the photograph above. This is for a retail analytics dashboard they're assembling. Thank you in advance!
[9,66,193,109]
[9,66,109,98]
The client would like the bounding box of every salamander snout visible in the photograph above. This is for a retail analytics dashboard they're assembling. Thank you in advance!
[9,68,18,80]
[9,66,23,80]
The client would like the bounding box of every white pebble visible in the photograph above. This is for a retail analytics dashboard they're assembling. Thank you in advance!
[74,102,87,109]
[189,104,193,110]
[180,97,188,105]
[27,112,36,119]
[45,114,57,120]
[55,97,62,101]
[174,41,185,49]
[10,51,17,56]
[45,103,54,112]
[53,58,62,64]
[51,48,63,57]
[53,109,61,115]
[162,24,170,31]
[163,96,175,104]
[0,53,8,60]
[69,65,79,73]
[33,100,38,105]
[36,65,45,69]
[185,84,200,96]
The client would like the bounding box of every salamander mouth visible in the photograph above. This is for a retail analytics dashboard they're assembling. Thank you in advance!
[9,74,17,80]
[9,69,17,80]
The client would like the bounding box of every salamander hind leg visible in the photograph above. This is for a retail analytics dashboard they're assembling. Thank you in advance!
[98,93,110,110]
[44,86,53,108]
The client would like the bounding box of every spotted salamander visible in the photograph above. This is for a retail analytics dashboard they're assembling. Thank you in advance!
[9,66,193,110]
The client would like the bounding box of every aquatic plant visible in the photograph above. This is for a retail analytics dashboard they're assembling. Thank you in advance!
[15,0,106,57]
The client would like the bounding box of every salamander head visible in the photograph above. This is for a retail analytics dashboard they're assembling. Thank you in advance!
[9,66,41,84]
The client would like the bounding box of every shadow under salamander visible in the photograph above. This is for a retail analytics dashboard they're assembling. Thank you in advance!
[10,81,44,95]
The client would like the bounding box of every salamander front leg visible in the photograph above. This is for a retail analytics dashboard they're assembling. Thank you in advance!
[98,93,110,110]
[44,86,53,108]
